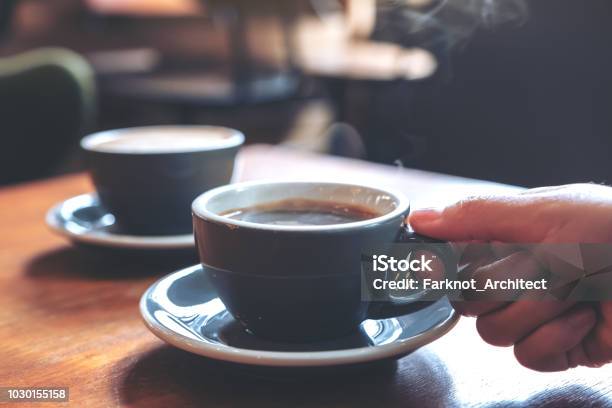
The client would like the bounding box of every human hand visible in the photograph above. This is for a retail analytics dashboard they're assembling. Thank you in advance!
[409,184,612,371]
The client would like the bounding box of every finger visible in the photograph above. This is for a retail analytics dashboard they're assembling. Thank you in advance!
[489,242,525,259]
[583,301,612,367]
[453,247,506,316]
[566,340,591,369]
[454,252,545,318]
[476,300,576,347]
[457,242,524,272]
[513,306,597,372]
[517,183,612,200]
[409,195,556,242]
[456,242,495,267]
[469,251,545,301]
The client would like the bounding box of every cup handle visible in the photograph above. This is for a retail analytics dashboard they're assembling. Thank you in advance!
[366,225,456,319]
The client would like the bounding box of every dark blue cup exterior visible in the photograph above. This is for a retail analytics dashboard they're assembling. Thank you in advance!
[206,266,367,341]
[82,126,243,236]
[192,182,452,341]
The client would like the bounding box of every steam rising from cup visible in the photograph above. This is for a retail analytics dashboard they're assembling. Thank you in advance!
[377,0,528,47]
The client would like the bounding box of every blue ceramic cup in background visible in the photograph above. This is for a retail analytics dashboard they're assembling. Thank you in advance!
[82,126,244,236]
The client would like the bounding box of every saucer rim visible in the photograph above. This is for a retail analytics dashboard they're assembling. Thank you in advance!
[46,193,195,250]
[140,264,460,367]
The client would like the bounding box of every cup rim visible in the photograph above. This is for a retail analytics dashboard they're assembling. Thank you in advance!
[80,125,245,155]
[192,180,410,232]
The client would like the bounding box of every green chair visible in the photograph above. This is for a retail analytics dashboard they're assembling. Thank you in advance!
[0,47,96,185]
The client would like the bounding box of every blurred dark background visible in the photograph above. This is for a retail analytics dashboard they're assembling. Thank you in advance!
[1,0,611,187]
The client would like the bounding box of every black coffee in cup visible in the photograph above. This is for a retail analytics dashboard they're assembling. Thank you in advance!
[221,198,381,226]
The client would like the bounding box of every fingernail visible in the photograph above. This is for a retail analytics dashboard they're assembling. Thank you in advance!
[410,207,443,223]
[567,308,595,330]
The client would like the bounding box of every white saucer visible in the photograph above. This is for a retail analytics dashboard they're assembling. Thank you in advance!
[140,265,460,367]
[46,194,194,250]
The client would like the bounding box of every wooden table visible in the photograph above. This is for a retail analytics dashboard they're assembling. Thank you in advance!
[1,145,610,407]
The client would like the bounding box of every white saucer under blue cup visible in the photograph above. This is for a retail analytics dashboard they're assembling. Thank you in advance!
[46,193,195,250]
[140,265,459,367]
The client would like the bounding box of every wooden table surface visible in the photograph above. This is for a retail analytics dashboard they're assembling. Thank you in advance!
[1,144,611,407]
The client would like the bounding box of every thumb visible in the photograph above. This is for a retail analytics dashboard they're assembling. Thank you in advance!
[408,195,553,242]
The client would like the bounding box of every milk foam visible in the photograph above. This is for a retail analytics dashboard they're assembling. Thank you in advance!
[85,127,242,153]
